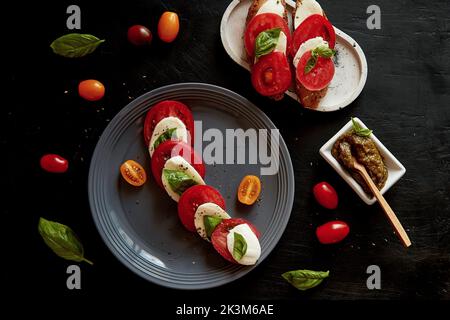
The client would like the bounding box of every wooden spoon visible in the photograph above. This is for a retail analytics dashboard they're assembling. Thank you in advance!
[352,159,412,247]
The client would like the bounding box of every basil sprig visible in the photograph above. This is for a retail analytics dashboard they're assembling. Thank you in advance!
[255,28,281,59]
[50,33,105,58]
[204,216,223,238]
[153,128,177,150]
[38,217,93,265]
[304,45,336,74]
[351,117,373,137]
[232,232,247,261]
[163,169,198,195]
[282,269,329,291]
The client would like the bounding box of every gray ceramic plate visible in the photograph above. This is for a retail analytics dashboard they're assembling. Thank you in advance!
[89,83,294,289]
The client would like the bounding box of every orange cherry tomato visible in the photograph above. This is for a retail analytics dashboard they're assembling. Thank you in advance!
[120,160,147,187]
[78,80,105,101]
[237,175,261,205]
[158,11,180,43]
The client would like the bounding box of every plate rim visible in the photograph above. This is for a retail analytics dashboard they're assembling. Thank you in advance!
[88,82,295,289]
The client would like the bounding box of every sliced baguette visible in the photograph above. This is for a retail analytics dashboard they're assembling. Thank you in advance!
[246,0,290,101]
[292,0,329,108]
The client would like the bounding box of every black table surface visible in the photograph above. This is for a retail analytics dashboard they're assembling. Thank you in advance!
[6,0,450,302]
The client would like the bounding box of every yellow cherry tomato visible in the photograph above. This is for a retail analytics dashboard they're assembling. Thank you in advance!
[78,79,105,101]
[158,11,180,43]
[120,160,147,187]
[237,175,261,205]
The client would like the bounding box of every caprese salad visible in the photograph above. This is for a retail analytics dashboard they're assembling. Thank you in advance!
[143,100,262,266]
[292,0,336,108]
[244,0,292,100]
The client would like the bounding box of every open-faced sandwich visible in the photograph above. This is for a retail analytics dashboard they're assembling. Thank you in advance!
[244,0,292,100]
[291,0,336,108]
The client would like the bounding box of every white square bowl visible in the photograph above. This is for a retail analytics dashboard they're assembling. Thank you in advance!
[319,118,406,205]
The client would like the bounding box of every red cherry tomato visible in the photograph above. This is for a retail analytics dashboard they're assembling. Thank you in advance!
[244,13,291,58]
[211,218,260,263]
[178,185,225,232]
[316,221,349,244]
[313,182,338,209]
[297,51,335,91]
[127,25,152,46]
[78,80,105,101]
[158,12,180,43]
[40,154,69,173]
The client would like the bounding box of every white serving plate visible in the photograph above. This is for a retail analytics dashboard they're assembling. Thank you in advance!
[220,0,368,112]
[319,118,406,205]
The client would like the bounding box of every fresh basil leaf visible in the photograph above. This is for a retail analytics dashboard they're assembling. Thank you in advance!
[351,117,373,137]
[153,128,177,150]
[282,269,329,291]
[204,216,223,238]
[255,28,281,59]
[304,56,318,74]
[163,169,198,195]
[304,45,336,74]
[232,232,247,261]
[50,33,105,58]
[315,45,336,58]
[38,217,93,265]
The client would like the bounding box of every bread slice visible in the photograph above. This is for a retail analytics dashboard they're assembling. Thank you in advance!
[246,0,290,101]
[292,0,329,108]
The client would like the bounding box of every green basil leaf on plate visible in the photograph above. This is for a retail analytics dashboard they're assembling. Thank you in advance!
[163,169,198,195]
[255,28,281,59]
[50,33,105,58]
[304,45,336,74]
[204,216,223,238]
[282,269,329,291]
[153,127,177,150]
[232,232,247,261]
[38,217,93,265]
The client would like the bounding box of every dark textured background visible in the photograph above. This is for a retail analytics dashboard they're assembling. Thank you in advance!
[6,0,450,302]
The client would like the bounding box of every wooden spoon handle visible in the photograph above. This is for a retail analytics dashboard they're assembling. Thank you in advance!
[357,166,412,247]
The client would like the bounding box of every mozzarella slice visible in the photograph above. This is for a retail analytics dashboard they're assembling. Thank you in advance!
[226,224,261,265]
[274,31,287,54]
[294,0,323,29]
[194,203,231,241]
[161,155,205,202]
[256,0,285,18]
[148,117,188,156]
[293,36,328,68]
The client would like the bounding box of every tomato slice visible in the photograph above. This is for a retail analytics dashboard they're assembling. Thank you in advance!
[251,51,291,96]
[291,14,335,57]
[177,185,226,232]
[313,182,338,209]
[296,51,335,91]
[151,140,205,188]
[211,218,260,263]
[237,175,261,205]
[143,100,194,147]
[244,13,291,58]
